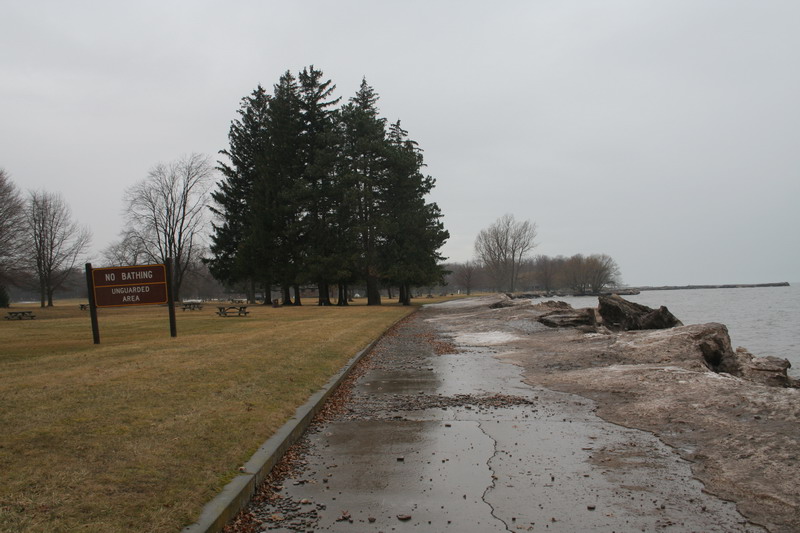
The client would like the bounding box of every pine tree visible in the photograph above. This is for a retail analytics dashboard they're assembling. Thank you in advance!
[338,79,389,305]
[381,121,449,304]
[208,69,449,306]
[297,66,341,305]
[208,85,269,301]
[0,284,9,308]
[254,71,305,304]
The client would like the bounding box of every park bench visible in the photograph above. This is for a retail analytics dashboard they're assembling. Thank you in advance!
[182,302,203,311]
[5,311,36,320]
[79,304,89,310]
[216,306,249,317]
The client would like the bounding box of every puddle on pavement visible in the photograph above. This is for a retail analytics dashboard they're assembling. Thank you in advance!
[286,419,506,531]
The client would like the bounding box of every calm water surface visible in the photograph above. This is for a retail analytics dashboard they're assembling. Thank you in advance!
[550,284,800,377]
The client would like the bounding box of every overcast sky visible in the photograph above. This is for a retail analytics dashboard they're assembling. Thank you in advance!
[2,1,798,286]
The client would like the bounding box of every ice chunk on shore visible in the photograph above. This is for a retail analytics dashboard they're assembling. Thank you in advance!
[455,331,521,346]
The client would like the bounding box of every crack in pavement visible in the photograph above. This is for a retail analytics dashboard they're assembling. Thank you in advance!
[478,420,513,532]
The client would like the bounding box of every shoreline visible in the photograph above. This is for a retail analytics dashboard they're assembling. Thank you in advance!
[634,282,790,291]
[509,281,791,299]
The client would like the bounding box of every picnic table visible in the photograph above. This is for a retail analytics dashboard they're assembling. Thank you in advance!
[216,306,249,317]
[5,311,36,320]
[182,302,203,311]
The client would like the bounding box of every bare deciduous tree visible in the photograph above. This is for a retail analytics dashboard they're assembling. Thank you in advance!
[0,170,26,283]
[25,190,92,307]
[474,214,537,292]
[562,253,621,294]
[562,254,589,294]
[101,230,149,267]
[121,153,214,300]
[0,169,26,306]
[453,260,478,295]
[532,254,565,293]
[586,253,621,294]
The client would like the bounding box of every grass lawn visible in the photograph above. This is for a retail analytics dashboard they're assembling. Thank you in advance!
[0,295,464,533]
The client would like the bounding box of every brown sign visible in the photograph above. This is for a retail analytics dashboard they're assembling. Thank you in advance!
[92,264,168,307]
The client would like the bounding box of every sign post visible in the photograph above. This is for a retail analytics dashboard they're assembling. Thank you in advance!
[85,263,101,344]
[85,261,176,343]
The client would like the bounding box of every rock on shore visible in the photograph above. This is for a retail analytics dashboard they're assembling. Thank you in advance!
[532,294,798,388]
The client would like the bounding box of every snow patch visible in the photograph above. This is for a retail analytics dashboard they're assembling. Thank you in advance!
[428,298,486,309]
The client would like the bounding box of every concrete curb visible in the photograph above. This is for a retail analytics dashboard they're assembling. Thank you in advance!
[181,311,415,533]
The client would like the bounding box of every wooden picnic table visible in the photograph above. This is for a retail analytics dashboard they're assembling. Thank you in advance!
[216,305,249,317]
[182,302,203,311]
[5,311,36,320]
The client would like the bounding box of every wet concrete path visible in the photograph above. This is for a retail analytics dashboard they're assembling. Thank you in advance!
[241,300,764,532]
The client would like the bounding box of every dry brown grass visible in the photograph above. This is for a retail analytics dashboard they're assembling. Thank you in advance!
[0,297,454,532]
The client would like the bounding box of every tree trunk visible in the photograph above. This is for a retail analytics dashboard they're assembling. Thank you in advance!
[261,277,272,305]
[169,255,181,303]
[282,285,292,306]
[399,284,411,306]
[293,284,302,306]
[318,281,331,306]
[247,278,256,304]
[172,267,182,302]
[366,276,381,305]
[337,283,349,306]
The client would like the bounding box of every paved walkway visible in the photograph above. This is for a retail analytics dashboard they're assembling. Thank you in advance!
[236,300,762,532]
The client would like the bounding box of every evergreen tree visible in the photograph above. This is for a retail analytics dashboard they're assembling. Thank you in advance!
[297,66,341,305]
[254,71,305,304]
[327,107,361,306]
[338,79,389,305]
[381,121,449,304]
[0,284,9,308]
[208,85,269,301]
[208,68,449,306]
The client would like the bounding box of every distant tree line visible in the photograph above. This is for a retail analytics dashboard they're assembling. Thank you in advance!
[448,252,622,295]
[528,253,621,294]
[205,66,448,305]
[0,169,92,307]
[441,213,621,296]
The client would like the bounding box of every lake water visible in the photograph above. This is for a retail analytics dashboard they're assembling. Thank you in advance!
[546,284,800,378]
